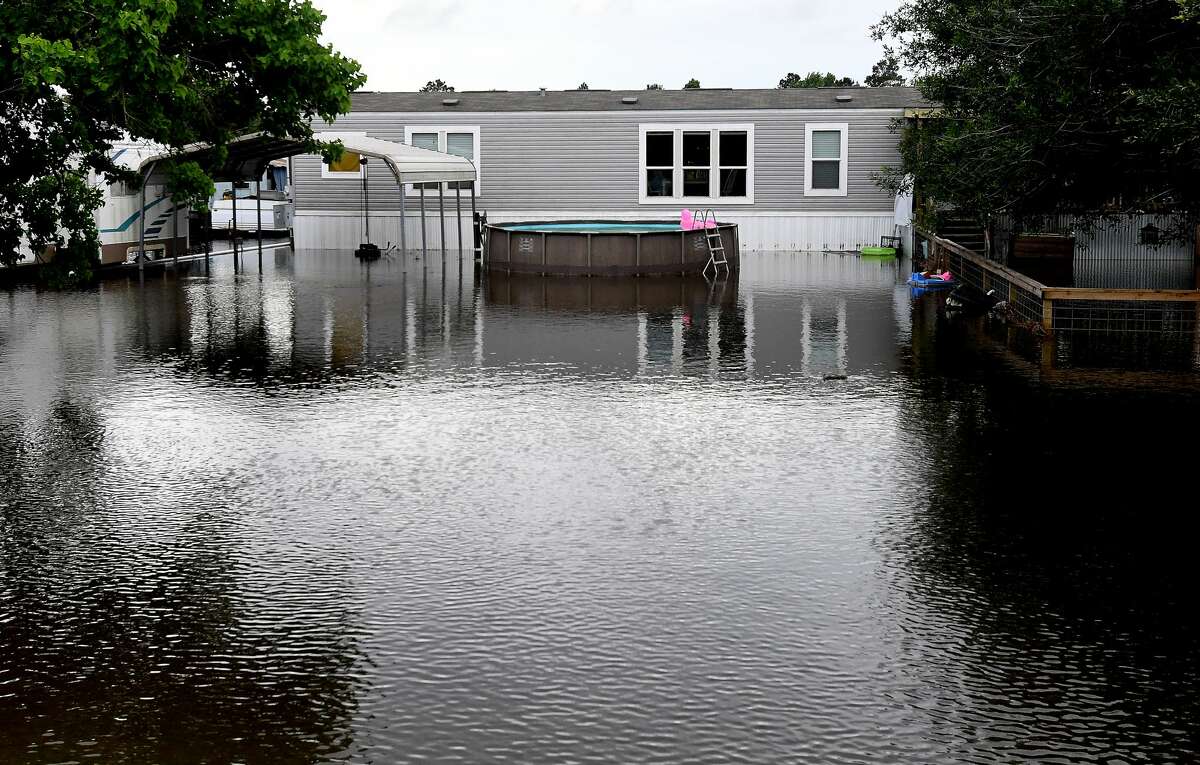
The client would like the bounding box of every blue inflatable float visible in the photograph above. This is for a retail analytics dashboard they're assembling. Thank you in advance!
[907,273,955,288]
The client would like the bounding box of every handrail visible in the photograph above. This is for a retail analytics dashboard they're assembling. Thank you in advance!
[921,229,1046,296]
[923,228,1200,303]
[1042,288,1200,302]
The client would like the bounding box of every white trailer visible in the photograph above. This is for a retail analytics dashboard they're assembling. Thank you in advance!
[94,142,190,265]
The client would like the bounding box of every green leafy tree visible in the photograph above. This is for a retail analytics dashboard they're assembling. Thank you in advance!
[778,72,858,88]
[1,0,363,281]
[864,49,905,87]
[873,0,1200,231]
[420,79,455,93]
[684,78,701,89]
[646,83,663,90]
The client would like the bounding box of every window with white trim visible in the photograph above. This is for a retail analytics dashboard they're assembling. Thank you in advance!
[805,123,848,197]
[320,132,367,179]
[639,124,754,204]
[403,125,481,195]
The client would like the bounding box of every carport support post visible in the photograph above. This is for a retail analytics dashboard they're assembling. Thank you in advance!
[204,210,211,275]
[399,176,407,254]
[455,185,463,255]
[419,183,428,257]
[170,193,178,271]
[256,179,263,270]
[438,186,446,253]
[231,189,238,269]
[470,184,478,259]
[138,165,151,275]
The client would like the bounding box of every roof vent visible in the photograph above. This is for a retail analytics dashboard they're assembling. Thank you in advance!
[621,96,639,104]
[834,94,853,103]
[442,97,460,106]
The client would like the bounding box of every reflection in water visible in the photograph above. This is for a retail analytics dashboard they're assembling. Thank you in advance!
[1,249,1199,762]
[0,393,364,762]
[892,314,1200,760]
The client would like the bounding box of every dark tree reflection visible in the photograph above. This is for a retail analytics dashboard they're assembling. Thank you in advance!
[0,397,366,763]
[879,301,1200,761]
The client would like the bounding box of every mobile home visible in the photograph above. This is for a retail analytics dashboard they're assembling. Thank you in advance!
[291,87,925,253]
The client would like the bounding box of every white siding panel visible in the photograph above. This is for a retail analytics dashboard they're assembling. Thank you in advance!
[294,108,903,217]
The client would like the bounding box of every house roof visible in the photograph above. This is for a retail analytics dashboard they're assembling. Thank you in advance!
[349,87,928,113]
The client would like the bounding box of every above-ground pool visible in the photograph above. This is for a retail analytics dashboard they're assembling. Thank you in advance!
[485,220,740,276]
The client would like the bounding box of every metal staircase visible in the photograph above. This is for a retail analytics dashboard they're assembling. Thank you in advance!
[697,209,729,278]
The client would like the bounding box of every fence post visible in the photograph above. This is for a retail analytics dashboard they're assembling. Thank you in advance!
[1042,297,1054,335]
[1194,224,1200,291]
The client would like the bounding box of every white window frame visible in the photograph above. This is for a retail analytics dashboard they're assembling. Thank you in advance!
[805,122,849,197]
[320,131,367,179]
[638,123,755,205]
[403,125,481,197]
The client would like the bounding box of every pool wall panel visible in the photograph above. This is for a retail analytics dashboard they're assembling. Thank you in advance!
[507,231,544,268]
[546,234,589,271]
[490,229,510,263]
[485,222,739,276]
[589,234,637,272]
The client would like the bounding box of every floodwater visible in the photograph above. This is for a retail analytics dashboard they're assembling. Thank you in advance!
[2,250,1199,764]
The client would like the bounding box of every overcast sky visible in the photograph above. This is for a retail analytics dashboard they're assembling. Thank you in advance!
[310,0,898,92]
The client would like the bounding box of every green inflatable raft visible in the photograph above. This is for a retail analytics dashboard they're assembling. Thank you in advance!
[859,246,897,257]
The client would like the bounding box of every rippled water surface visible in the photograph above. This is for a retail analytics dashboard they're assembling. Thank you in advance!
[3,250,1200,763]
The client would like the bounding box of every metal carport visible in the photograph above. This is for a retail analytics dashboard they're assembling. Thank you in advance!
[133,130,478,271]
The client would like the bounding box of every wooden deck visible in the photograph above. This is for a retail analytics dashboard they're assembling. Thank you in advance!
[920,230,1200,336]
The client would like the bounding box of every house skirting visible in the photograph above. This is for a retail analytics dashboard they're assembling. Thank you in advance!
[293,211,898,253]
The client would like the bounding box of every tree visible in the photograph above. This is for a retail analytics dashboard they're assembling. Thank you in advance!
[577,82,589,90]
[646,83,663,90]
[864,49,905,87]
[420,79,455,93]
[1,0,363,280]
[778,72,858,88]
[684,78,701,89]
[873,0,1200,232]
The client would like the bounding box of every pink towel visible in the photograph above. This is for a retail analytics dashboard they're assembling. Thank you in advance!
[680,209,718,229]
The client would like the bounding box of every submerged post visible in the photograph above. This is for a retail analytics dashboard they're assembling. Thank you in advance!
[470,184,479,260]
[399,174,407,254]
[438,186,446,253]
[137,166,150,275]
[170,192,179,270]
[363,157,371,244]
[204,209,211,274]
[455,184,463,255]
[419,183,428,257]
[256,178,263,267]
[231,188,238,265]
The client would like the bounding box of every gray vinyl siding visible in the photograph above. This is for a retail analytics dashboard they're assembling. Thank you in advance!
[293,108,903,215]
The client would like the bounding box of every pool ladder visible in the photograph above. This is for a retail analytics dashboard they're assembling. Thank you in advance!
[697,209,730,279]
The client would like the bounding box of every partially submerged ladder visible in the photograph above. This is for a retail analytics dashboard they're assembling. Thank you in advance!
[698,209,729,279]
